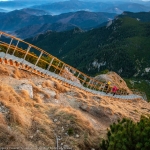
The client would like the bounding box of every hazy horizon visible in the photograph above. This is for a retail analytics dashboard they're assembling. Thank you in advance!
[0,0,150,13]
[0,0,150,1]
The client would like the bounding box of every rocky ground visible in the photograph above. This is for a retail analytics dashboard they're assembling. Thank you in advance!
[94,71,132,94]
[0,64,150,150]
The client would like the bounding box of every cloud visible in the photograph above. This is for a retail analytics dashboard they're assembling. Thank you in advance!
[0,0,14,1]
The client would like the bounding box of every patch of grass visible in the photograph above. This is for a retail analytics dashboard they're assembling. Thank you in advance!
[124,78,150,101]
[68,128,74,136]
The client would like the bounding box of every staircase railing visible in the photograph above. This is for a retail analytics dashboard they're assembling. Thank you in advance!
[0,31,143,98]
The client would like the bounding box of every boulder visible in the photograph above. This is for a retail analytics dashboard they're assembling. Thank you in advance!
[18,83,33,98]
[94,71,132,94]
[60,67,81,85]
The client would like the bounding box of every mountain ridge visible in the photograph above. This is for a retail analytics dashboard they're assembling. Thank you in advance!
[31,0,150,14]
[14,23,79,39]
[0,10,116,33]
[25,12,150,80]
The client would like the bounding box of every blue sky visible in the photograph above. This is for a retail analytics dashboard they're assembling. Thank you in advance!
[0,0,150,2]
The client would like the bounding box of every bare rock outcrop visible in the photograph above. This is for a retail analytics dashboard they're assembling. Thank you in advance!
[60,67,81,85]
[94,71,132,94]
[18,83,33,99]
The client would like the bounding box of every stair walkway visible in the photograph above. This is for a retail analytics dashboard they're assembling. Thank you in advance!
[0,31,143,100]
[0,52,143,100]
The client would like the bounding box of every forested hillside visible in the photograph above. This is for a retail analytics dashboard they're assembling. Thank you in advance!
[26,12,150,80]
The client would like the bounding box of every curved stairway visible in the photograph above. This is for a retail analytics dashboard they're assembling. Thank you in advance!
[0,31,143,100]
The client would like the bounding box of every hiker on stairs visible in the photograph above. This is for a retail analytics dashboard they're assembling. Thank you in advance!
[112,86,118,96]
[104,81,111,94]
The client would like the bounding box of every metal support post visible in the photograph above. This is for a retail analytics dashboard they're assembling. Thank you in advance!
[23,45,31,62]
[77,72,80,78]
[54,61,60,73]
[91,80,95,89]
[93,80,98,90]
[87,79,92,88]
[72,69,76,75]
[82,76,87,85]
[89,80,94,89]
[33,51,43,68]
[45,57,54,73]
[118,90,121,95]
[98,83,103,91]
[5,38,13,58]
[102,83,106,92]
[67,67,71,72]
[58,64,65,75]
[12,40,19,55]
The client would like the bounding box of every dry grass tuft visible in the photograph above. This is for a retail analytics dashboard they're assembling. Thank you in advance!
[33,94,43,103]
[7,105,31,128]
[0,123,16,146]
[54,91,60,99]
[20,90,31,99]
[42,80,54,88]
[0,113,7,125]
[30,82,43,93]
[0,123,35,147]
[55,81,69,93]
[12,68,21,79]
[75,92,84,99]
[0,83,34,108]
[48,106,100,149]
[0,64,9,75]
[11,73,18,79]
[31,82,51,100]
[44,92,51,99]
[75,90,89,99]
[0,80,55,147]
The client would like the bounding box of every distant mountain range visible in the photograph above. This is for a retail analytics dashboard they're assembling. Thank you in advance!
[20,8,51,16]
[31,0,150,14]
[0,1,48,11]
[25,11,150,79]
[0,0,150,14]
[0,0,150,39]
[32,0,111,14]
[106,3,150,14]
[15,23,79,39]
[0,9,116,38]
[0,8,7,12]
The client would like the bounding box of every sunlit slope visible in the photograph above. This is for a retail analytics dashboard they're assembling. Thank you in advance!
[0,63,150,149]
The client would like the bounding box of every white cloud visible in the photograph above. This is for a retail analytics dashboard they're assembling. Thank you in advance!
[0,0,14,1]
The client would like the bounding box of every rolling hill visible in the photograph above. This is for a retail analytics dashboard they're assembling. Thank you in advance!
[0,10,116,33]
[32,0,111,14]
[20,8,51,16]
[15,23,79,39]
[32,0,150,14]
[25,12,150,80]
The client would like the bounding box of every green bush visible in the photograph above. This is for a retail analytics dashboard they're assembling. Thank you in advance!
[100,116,150,150]
[68,128,74,136]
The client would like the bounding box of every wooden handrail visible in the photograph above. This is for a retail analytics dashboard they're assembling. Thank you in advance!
[0,31,131,96]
